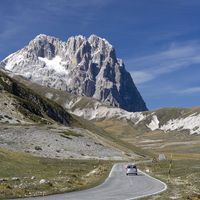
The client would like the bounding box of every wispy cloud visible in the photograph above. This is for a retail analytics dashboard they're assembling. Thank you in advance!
[0,0,111,41]
[176,86,200,94]
[127,41,200,84]
[0,0,112,59]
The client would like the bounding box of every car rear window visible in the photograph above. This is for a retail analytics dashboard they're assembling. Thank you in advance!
[127,165,136,168]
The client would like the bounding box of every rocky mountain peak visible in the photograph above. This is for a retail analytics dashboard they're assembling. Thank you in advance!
[88,34,113,49]
[0,34,147,112]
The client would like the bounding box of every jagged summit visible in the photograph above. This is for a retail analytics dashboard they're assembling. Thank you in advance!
[0,34,147,112]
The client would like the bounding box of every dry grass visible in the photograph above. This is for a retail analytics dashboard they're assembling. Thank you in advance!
[0,148,113,199]
[139,159,200,200]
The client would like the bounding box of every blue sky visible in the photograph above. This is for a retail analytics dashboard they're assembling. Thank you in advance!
[0,0,200,110]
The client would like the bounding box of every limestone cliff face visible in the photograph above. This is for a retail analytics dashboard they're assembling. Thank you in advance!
[0,34,147,112]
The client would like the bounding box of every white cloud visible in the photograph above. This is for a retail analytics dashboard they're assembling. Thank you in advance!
[130,71,155,84]
[127,41,200,84]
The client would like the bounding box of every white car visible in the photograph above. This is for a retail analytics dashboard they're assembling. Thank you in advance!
[126,164,138,175]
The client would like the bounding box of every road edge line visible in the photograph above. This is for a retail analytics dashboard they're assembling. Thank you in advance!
[125,169,168,200]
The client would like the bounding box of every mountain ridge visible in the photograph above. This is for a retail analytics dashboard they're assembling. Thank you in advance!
[0,34,147,112]
[11,74,200,135]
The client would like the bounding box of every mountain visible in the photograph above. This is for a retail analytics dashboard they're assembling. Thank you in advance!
[12,75,200,135]
[0,34,147,112]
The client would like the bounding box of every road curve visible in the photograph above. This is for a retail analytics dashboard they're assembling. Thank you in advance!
[13,163,167,200]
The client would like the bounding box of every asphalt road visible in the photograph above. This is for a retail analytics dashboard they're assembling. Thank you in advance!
[14,163,167,200]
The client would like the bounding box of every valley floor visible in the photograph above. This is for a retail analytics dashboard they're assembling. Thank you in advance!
[0,124,124,199]
[1,120,200,199]
[95,119,200,200]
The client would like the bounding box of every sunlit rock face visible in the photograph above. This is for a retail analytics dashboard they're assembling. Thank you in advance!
[0,34,147,112]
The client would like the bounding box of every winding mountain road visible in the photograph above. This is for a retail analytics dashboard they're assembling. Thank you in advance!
[14,163,167,200]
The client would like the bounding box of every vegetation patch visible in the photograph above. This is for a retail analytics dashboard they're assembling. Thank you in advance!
[60,130,83,137]
[0,148,113,199]
[138,159,200,200]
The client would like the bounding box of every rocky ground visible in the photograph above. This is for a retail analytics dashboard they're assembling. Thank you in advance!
[0,124,124,160]
[0,92,30,124]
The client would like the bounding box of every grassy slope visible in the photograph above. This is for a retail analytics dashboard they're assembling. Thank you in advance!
[95,119,200,160]
[72,114,152,159]
[0,70,74,126]
[0,148,113,199]
[139,159,200,200]
[13,74,104,111]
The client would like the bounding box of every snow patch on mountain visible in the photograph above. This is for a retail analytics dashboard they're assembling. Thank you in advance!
[71,106,145,124]
[147,115,160,131]
[38,56,69,74]
[64,97,83,110]
[70,104,200,135]
[4,55,24,71]
[160,113,200,134]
